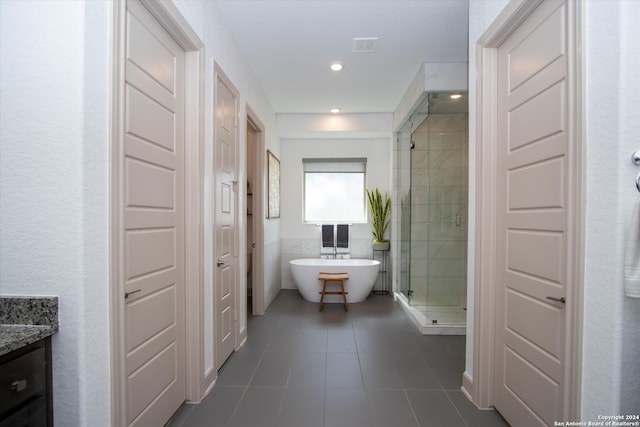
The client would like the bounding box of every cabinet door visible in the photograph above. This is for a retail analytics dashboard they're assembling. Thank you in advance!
[0,347,46,414]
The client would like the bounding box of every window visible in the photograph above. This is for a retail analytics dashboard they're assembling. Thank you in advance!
[303,158,367,223]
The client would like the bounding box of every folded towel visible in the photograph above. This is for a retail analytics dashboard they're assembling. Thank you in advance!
[336,224,349,248]
[322,224,334,248]
[625,200,640,298]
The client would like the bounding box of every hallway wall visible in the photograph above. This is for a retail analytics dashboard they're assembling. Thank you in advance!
[0,0,280,424]
[173,0,280,379]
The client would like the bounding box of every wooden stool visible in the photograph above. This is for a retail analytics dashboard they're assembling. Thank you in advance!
[318,272,349,311]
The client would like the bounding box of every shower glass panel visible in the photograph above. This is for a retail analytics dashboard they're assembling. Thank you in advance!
[396,130,412,299]
[409,93,468,326]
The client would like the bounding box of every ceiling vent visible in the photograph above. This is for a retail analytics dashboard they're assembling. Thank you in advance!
[352,37,378,53]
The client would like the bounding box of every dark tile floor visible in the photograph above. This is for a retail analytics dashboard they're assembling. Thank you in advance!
[167,290,509,427]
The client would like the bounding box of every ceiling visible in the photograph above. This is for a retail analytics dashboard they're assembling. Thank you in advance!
[214,0,469,114]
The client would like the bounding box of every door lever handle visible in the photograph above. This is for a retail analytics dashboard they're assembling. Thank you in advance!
[217,259,225,267]
[546,296,566,304]
[125,289,141,299]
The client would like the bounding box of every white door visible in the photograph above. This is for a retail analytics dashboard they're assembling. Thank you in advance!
[122,1,186,425]
[214,67,239,368]
[494,1,572,425]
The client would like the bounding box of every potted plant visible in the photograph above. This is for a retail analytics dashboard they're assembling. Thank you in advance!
[366,188,391,250]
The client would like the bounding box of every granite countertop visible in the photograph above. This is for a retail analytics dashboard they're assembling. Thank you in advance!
[0,296,59,356]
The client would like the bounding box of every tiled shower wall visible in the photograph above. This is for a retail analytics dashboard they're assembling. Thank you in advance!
[410,114,468,308]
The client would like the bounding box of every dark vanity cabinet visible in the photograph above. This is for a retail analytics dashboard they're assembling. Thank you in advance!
[0,338,52,427]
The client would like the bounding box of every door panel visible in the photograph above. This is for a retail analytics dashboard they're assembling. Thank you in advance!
[509,82,566,148]
[506,290,563,357]
[494,1,569,426]
[508,158,564,209]
[125,86,176,146]
[504,348,561,418]
[507,230,563,281]
[125,229,175,279]
[126,160,175,208]
[214,69,238,369]
[508,4,564,92]
[122,1,186,425]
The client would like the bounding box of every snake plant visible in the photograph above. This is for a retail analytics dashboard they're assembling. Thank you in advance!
[365,188,391,243]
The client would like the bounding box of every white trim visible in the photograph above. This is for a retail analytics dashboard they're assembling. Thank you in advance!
[110,1,206,423]
[246,104,266,316]
[184,48,205,405]
[564,0,585,417]
[461,371,474,403]
[471,38,498,410]
[109,1,127,424]
[473,0,583,419]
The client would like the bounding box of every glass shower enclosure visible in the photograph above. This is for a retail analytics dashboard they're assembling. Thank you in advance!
[396,92,468,331]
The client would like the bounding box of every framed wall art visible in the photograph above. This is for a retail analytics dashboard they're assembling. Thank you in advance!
[267,150,280,218]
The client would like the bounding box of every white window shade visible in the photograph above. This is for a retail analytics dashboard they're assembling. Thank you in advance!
[303,158,367,223]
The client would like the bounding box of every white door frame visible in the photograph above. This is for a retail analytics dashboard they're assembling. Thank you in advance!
[109,1,205,423]
[469,0,584,418]
[246,104,266,316]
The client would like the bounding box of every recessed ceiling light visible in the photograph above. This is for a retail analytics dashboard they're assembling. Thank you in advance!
[450,94,462,99]
[330,62,343,71]
[330,108,341,114]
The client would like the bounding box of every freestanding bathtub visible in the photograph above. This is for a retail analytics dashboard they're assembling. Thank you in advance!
[289,258,380,303]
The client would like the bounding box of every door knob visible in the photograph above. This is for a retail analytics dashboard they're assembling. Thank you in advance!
[546,296,566,304]
[217,259,225,267]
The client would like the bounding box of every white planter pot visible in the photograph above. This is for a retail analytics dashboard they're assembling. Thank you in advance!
[372,241,390,251]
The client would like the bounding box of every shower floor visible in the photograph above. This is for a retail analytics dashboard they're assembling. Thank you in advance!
[416,305,466,326]
[395,293,466,335]
[409,295,466,324]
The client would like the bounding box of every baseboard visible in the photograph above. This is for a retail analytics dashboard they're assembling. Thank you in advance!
[461,371,496,411]
[203,375,217,398]
[237,334,247,349]
[461,371,474,402]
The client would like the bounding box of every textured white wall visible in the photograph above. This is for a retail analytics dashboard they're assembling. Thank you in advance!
[0,1,111,425]
[618,0,640,414]
[582,0,640,417]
